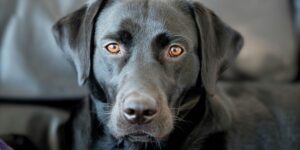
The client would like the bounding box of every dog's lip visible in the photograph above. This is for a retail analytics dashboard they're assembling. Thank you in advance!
[125,132,155,142]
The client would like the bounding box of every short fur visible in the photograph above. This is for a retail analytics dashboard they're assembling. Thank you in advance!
[53,0,300,150]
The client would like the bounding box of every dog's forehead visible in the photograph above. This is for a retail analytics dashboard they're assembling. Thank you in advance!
[95,0,197,43]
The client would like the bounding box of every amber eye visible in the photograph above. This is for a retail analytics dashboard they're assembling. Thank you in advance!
[168,45,185,57]
[105,43,121,54]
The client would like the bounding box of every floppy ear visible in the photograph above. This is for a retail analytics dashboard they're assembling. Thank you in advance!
[190,2,244,95]
[52,0,108,85]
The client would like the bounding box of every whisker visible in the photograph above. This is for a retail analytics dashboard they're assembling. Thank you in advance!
[155,138,162,150]
[173,116,187,123]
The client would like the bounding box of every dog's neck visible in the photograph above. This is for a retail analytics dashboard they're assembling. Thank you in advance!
[166,87,207,149]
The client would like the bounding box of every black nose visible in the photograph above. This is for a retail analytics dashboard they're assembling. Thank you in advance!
[123,99,158,124]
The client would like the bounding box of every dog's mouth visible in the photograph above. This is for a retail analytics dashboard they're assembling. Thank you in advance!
[125,132,156,143]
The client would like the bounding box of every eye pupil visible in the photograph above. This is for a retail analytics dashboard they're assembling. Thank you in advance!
[172,47,179,53]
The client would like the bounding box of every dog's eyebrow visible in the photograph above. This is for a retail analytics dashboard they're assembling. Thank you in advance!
[119,18,140,33]
[102,19,139,44]
[154,32,189,49]
[104,30,133,45]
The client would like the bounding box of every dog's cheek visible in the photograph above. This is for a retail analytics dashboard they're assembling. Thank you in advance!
[155,98,174,138]
[93,50,114,82]
[177,54,200,88]
[107,104,123,137]
[154,87,175,138]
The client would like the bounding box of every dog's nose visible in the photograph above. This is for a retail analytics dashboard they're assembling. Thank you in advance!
[123,98,158,124]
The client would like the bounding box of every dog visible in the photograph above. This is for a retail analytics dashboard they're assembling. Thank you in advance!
[53,0,300,150]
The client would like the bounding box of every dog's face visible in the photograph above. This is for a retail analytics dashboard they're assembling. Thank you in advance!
[53,0,243,143]
[93,0,199,141]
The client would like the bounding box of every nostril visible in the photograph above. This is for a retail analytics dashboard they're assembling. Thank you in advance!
[125,108,136,116]
[143,109,157,117]
[123,107,158,124]
[122,96,158,124]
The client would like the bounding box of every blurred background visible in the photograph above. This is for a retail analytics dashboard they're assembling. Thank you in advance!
[0,0,299,150]
[0,0,88,98]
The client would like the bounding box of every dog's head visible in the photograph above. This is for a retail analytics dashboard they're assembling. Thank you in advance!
[53,0,243,143]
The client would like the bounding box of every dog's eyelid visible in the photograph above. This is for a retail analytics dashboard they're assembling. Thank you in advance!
[168,36,190,50]
[103,41,119,47]
[168,43,187,52]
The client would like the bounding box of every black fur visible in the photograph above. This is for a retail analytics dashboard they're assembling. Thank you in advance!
[53,0,300,150]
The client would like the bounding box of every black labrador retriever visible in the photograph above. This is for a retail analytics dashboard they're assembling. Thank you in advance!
[53,0,300,150]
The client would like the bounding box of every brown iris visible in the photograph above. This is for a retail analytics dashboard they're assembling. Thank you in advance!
[168,45,184,57]
[105,43,121,54]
